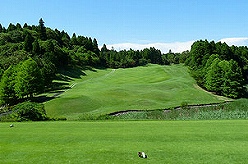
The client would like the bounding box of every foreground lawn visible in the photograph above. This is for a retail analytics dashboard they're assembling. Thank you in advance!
[45,64,228,120]
[1,120,247,163]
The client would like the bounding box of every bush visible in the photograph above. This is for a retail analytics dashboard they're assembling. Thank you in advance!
[12,101,48,121]
[180,101,189,110]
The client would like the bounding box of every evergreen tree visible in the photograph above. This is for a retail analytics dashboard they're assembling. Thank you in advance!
[85,37,93,51]
[99,44,109,67]
[147,47,162,64]
[7,23,16,32]
[46,39,55,52]
[61,30,70,47]
[23,23,28,28]
[16,23,22,30]
[0,23,2,33]
[101,44,108,52]
[38,18,47,40]
[32,39,40,55]
[23,23,32,30]
[93,38,100,55]
[70,33,78,45]
[23,32,33,52]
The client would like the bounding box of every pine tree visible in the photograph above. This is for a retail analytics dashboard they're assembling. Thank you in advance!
[92,38,100,55]
[70,33,78,45]
[16,23,22,30]
[32,39,40,55]
[38,18,47,40]
[0,23,2,33]
[23,32,33,52]
[7,23,16,32]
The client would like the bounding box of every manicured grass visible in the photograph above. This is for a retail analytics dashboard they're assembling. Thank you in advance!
[1,120,247,163]
[45,64,230,120]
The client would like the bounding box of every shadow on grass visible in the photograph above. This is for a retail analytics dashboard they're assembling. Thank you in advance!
[33,90,66,103]
[56,66,96,81]
[32,95,55,103]
[51,81,70,90]
[56,65,105,82]
[35,66,103,104]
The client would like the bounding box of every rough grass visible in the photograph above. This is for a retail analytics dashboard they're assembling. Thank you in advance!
[112,99,248,120]
[1,120,248,163]
[45,64,230,120]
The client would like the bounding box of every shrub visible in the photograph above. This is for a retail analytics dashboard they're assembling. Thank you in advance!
[12,101,48,121]
[180,101,189,110]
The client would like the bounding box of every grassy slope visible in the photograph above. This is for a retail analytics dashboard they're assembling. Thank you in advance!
[45,64,229,120]
[1,120,247,163]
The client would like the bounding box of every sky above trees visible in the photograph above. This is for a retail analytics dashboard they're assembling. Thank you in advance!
[1,0,248,52]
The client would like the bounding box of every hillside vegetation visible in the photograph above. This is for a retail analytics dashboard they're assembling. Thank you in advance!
[45,64,229,120]
[185,40,248,98]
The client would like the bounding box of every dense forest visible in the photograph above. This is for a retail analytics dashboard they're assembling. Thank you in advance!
[185,40,248,98]
[0,19,247,107]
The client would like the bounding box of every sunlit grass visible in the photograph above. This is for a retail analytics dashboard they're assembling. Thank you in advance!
[45,64,228,120]
[1,120,247,163]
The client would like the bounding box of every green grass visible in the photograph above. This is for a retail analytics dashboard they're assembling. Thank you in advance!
[44,64,230,120]
[1,120,248,163]
[112,99,248,120]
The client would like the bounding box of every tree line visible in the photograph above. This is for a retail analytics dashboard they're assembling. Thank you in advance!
[0,19,187,105]
[185,40,248,98]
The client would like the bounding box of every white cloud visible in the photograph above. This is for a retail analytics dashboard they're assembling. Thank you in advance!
[105,37,248,54]
[106,41,194,53]
[219,37,248,46]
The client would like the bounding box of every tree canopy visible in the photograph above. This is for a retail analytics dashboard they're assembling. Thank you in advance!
[185,40,247,98]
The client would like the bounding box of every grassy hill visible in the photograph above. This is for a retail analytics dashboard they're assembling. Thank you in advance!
[1,120,248,163]
[44,64,230,120]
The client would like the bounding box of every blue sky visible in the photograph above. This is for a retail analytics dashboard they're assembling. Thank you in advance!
[1,0,248,52]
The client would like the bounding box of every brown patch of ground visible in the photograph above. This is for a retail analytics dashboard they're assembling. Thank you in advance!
[193,84,233,101]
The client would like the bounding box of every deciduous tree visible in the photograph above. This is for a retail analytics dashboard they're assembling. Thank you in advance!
[15,58,44,98]
[222,60,244,98]
[0,65,17,105]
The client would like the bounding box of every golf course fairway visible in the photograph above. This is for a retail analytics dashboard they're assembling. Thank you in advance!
[45,64,229,120]
[1,120,247,163]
